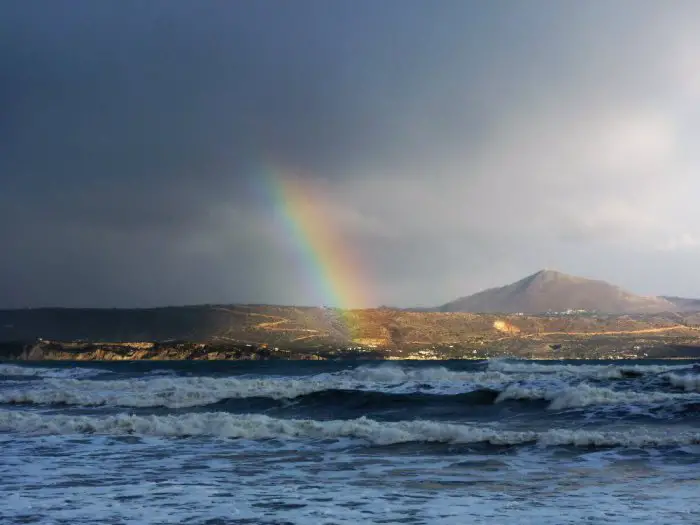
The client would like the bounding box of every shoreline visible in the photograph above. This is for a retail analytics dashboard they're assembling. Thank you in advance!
[2,339,700,362]
[5,356,700,365]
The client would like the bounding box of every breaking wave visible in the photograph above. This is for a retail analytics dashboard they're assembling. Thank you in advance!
[495,382,698,410]
[665,373,700,392]
[0,365,520,409]
[0,376,356,408]
[0,364,105,379]
[487,359,692,379]
[1,409,698,448]
[347,364,508,383]
[0,379,504,410]
[2,373,698,413]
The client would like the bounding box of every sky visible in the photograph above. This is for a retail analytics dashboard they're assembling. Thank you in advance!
[2,0,700,308]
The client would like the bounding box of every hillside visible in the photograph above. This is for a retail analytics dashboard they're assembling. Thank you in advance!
[663,296,700,311]
[1,303,699,348]
[0,305,353,345]
[440,270,679,314]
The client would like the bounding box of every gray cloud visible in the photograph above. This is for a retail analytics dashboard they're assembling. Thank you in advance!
[2,0,700,308]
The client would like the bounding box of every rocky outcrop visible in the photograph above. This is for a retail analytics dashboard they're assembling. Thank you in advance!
[10,341,301,361]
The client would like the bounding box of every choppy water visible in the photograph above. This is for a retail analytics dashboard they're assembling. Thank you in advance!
[1,359,700,524]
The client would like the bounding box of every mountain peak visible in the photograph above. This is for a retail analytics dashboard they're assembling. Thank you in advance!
[512,269,584,293]
[529,269,583,283]
[533,268,578,278]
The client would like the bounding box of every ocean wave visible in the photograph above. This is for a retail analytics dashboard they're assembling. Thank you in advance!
[0,367,516,408]
[273,387,502,410]
[0,380,504,410]
[2,362,696,412]
[3,374,696,414]
[0,376,356,408]
[0,364,105,379]
[495,382,697,410]
[665,373,700,392]
[0,410,697,448]
[345,364,508,383]
[487,359,691,379]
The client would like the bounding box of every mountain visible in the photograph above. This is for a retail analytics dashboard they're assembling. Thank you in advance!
[439,269,679,314]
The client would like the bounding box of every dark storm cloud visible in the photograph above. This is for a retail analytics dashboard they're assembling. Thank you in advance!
[2,0,700,307]
[0,0,376,306]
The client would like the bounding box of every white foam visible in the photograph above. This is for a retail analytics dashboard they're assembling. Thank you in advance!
[0,367,516,408]
[0,363,105,379]
[487,359,691,379]
[1,362,696,411]
[3,434,697,525]
[0,375,358,408]
[496,382,698,410]
[1,409,698,448]
[665,373,700,392]
[347,363,508,383]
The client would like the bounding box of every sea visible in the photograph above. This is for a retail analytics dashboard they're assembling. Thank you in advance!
[1,359,700,524]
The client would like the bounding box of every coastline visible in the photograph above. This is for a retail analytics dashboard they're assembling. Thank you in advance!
[2,337,700,361]
[3,306,700,361]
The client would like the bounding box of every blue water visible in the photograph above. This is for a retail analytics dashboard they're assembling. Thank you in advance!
[1,359,700,524]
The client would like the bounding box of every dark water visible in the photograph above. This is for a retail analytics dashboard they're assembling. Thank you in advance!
[1,359,700,524]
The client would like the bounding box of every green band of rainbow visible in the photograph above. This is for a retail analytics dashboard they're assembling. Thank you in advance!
[267,169,368,310]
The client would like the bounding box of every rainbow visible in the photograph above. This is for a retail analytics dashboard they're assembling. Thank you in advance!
[264,168,369,311]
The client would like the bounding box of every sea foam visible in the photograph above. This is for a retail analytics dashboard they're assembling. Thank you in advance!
[0,409,698,448]
[0,368,514,408]
[0,363,105,379]
[496,382,697,410]
[487,359,691,379]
